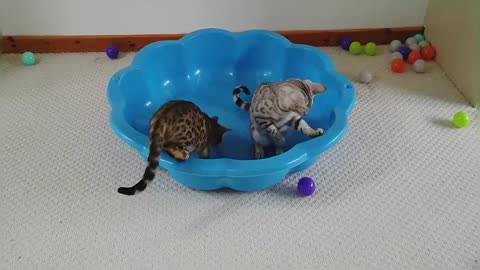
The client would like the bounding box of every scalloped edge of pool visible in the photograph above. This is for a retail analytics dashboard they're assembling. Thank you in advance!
[107,28,356,192]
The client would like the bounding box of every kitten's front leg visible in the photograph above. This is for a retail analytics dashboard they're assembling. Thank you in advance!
[266,125,287,156]
[290,116,324,137]
[265,124,286,146]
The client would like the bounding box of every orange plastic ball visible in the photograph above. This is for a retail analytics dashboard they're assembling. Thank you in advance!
[408,51,422,64]
[421,46,436,60]
[391,59,405,73]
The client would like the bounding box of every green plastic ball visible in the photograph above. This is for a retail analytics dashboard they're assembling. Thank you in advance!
[349,41,362,55]
[414,33,425,42]
[22,52,36,66]
[453,111,470,128]
[364,42,377,56]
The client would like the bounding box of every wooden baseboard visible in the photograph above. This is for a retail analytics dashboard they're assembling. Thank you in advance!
[2,27,423,53]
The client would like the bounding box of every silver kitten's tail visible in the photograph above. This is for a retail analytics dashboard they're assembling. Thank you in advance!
[233,86,251,111]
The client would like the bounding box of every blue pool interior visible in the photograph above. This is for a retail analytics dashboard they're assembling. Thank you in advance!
[115,30,351,161]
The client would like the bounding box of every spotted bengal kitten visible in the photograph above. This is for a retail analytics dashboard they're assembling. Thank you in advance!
[118,100,231,196]
[233,79,327,159]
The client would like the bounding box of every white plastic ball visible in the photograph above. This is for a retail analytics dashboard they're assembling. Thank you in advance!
[419,40,430,48]
[359,70,373,84]
[406,37,417,46]
[413,59,426,73]
[389,40,402,52]
[409,43,420,52]
[391,52,403,61]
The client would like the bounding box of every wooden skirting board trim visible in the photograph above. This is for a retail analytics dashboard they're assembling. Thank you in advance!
[2,27,424,53]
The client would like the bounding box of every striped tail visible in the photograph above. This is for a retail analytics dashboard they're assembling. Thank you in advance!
[233,86,251,111]
[117,142,162,196]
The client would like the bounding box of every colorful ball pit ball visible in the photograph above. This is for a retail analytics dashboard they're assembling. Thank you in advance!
[421,46,436,60]
[391,52,403,61]
[297,176,316,196]
[359,70,373,84]
[22,51,36,66]
[364,42,377,56]
[413,59,426,73]
[106,45,119,59]
[419,40,430,48]
[406,37,417,46]
[408,43,420,52]
[391,59,405,73]
[398,46,412,60]
[408,51,422,64]
[349,41,362,55]
[453,111,470,128]
[340,37,353,51]
[414,33,425,42]
[389,40,402,52]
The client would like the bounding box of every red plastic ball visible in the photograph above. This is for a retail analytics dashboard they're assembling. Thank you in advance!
[391,59,405,73]
[421,46,436,60]
[408,51,422,65]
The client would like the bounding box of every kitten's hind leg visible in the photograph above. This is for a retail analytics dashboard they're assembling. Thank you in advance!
[164,142,190,161]
[290,116,324,137]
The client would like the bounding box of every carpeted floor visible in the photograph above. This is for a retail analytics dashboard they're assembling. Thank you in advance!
[1,46,479,270]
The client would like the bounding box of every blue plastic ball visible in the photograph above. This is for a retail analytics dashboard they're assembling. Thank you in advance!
[398,46,411,60]
[106,45,119,59]
[340,37,353,51]
[297,176,316,196]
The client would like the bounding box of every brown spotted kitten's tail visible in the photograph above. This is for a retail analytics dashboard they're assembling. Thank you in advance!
[233,86,251,111]
[117,142,162,196]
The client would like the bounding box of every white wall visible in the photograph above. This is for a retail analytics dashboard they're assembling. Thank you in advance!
[0,0,428,35]
[425,0,479,107]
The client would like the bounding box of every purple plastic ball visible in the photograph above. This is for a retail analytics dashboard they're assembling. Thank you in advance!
[297,176,316,196]
[398,46,411,60]
[106,45,119,59]
[340,37,353,51]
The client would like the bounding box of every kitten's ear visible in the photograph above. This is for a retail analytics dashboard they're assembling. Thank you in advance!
[305,80,327,94]
[212,116,219,122]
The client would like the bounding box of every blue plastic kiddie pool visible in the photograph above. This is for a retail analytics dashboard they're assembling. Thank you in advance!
[107,28,356,192]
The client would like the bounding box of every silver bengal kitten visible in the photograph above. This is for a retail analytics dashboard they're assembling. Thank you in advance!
[233,79,327,159]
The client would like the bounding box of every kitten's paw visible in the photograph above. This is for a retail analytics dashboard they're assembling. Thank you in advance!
[255,151,265,159]
[275,147,284,155]
[254,144,265,159]
[310,128,325,137]
[172,149,190,161]
[180,150,190,160]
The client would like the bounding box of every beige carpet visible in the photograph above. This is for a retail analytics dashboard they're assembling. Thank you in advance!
[1,46,479,270]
